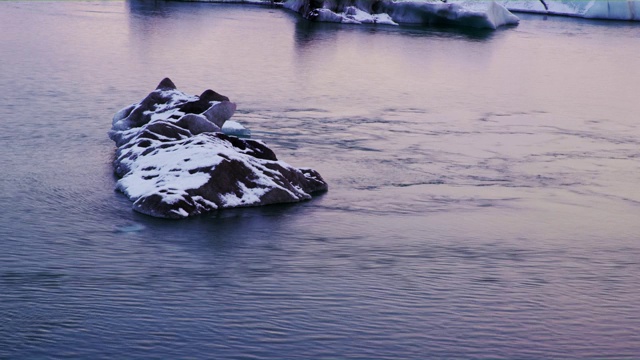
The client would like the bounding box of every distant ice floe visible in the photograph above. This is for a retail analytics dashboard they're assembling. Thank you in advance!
[180,0,640,23]
[284,0,520,29]
[494,0,640,21]
[109,78,327,219]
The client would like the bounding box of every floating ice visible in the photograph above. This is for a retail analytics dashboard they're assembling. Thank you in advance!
[114,223,146,233]
[493,0,640,21]
[222,120,252,137]
[108,78,327,219]
[182,0,640,22]
[284,0,520,29]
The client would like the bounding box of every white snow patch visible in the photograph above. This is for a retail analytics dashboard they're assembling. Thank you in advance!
[219,181,270,207]
[116,135,233,201]
[171,208,189,217]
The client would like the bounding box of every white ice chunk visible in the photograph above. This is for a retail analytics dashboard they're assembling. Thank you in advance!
[222,120,252,137]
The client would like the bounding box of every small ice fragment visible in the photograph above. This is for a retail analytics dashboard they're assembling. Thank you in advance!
[114,223,146,233]
[222,120,252,138]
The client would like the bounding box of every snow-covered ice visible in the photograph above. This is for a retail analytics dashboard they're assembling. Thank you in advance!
[182,0,640,23]
[108,78,327,219]
[296,5,399,25]
[284,0,520,29]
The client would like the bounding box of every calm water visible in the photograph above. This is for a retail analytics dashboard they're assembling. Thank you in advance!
[1,1,639,358]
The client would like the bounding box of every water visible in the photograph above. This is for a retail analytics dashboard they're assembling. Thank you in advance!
[1,1,639,358]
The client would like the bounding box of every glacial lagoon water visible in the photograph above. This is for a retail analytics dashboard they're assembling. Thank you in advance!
[1,1,639,358]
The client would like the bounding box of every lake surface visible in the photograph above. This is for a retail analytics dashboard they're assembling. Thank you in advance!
[1,1,639,358]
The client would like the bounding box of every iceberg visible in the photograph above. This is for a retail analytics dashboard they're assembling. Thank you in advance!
[177,0,640,22]
[494,0,640,21]
[109,78,327,219]
[284,0,520,29]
